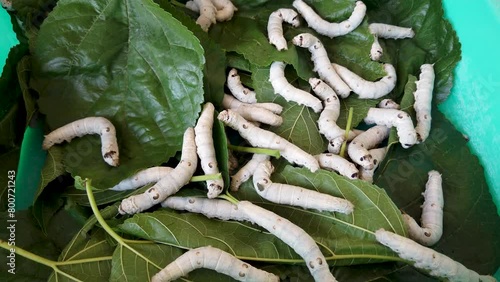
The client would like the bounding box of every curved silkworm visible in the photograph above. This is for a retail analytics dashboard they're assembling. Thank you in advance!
[293,0,366,38]
[186,0,238,22]
[402,170,443,246]
[267,8,300,51]
[222,94,283,126]
[193,0,217,32]
[359,147,387,183]
[332,63,397,99]
[227,68,257,104]
[152,246,279,282]
[269,61,323,113]
[118,127,197,214]
[292,33,352,97]
[364,108,418,149]
[348,125,390,170]
[230,153,270,191]
[218,110,320,172]
[42,117,119,167]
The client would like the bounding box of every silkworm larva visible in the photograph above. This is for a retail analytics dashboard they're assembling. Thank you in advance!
[268,8,300,51]
[364,108,418,148]
[315,153,359,180]
[222,94,283,126]
[118,127,197,215]
[230,153,270,191]
[348,125,390,169]
[253,159,354,213]
[109,167,173,191]
[293,0,366,38]
[375,229,497,282]
[269,61,323,113]
[332,63,397,99]
[359,147,387,183]
[152,246,279,282]
[42,117,119,167]
[403,170,443,246]
[227,68,257,104]
[414,64,435,142]
[292,33,352,97]
[218,110,320,172]
[195,103,224,198]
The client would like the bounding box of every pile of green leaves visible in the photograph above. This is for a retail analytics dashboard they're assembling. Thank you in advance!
[1,0,499,281]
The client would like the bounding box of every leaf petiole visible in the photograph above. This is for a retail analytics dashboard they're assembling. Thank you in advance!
[190,173,222,182]
[340,107,354,158]
[219,193,239,205]
[228,144,281,159]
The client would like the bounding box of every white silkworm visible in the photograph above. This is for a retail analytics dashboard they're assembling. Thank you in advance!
[118,127,197,215]
[378,98,400,109]
[42,117,119,167]
[161,196,250,222]
[218,110,320,172]
[195,103,224,198]
[370,35,383,61]
[269,61,323,113]
[369,23,415,39]
[347,125,390,170]
[187,0,238,22]
[1,0,12,10]
[375,229,497,282]
[227,68,257,104]
[292,33,352,98]
[152,246,279,282]
[268,8,300,51]
[364,108,418,148]
[238,201,338,282]
[359,147,387,183]
[327,137,344,155]
[332,63,397,99]
[109,167,173,191]
[222,94,283,126]
[230,154,270,191]
[292,0,366,38]
[403,170,443,246]
[315,153,359,180]
[414,64,435,142]
[309,78,356,141]
[193,0,217,32]
[253,160,354,214]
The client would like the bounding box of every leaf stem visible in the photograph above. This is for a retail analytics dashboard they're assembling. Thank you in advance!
[218,193,239,205]
[170,0,186,8]
[340,107,354,158]
[228,144,281,159]
[190,173,222,182]
[85,179,164,270]
[54,256,113,266]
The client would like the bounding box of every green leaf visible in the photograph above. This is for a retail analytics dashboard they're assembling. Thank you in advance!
[155,0,226,107]
[213,112,230,190]
[251,66,327,154]
[11,0,58,29]
[367,0,461,102]
[34,146,65,202]
[31,0,205,188]
[119,164,406,266]
[32,189,65,235]
[375,109,500,278]
[17,56,37,122]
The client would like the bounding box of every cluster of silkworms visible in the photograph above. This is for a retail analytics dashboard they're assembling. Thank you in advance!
[39,1,496,281]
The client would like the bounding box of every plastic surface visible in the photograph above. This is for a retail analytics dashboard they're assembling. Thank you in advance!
[0,8,17,70]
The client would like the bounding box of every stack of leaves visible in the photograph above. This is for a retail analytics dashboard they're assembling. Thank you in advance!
[0,0,499,281]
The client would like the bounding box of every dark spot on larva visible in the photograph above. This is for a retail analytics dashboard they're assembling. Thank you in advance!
[243,89,249,94]
[188,198,195,204]
[326,97,331,102]
[377,50,382,54]
[242,264,249,269]
[360,157,364,161]
[424,114,428,119]
[373,159,378,165]
[257,183,265,191]
[186,161,192,167]
[272,225,276,230]
[404,144,412,148]
[106,127,110,132]
[196,251,201,255]
[103,150,117,159]
[292,15,298,21]
[360,144,364,147]
[351,173,358,179]
[388,76,393,79]
[242,124,248,129]
[317,258,323,265]
[208,162,214,168]
[424,231,431,237]
[239,272,246,277]
[263,178,269,184]
[431,203,435,207]
[314,44,319,49]
[309,261,315,269]
[397,113,404,119]
[231,73,237,77]
[432,254,436,259]
[416,133,423,142]
[134,177,139,181]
